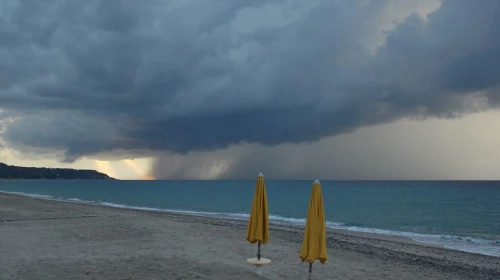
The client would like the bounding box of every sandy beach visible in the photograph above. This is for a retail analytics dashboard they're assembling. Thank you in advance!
[0,193,499,280]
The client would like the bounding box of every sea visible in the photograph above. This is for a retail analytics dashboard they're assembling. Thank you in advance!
[1,180,499,257]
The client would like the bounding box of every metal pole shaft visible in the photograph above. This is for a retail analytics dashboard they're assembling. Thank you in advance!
[309,262,312,273]
[257,242,261,260]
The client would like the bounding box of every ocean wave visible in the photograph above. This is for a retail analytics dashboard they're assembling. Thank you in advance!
[328,224,500,257]
[2,190,499,257]
[67,197,94,203]
[99,202,346,227]
[0,190,55,200]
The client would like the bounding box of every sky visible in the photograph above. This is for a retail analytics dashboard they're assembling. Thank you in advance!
[0,0,499,180]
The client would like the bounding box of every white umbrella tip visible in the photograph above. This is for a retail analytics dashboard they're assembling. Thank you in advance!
[314,179,320,184]
[258,173,264,177]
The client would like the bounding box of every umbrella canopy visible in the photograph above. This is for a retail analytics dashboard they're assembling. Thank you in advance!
[246,173,269,245]
[300,179,327,264]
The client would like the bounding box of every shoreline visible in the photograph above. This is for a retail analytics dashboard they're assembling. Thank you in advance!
[2,191,500,258]
[1,190,498,257]
[0,190,423,241]
[1,192,499,279]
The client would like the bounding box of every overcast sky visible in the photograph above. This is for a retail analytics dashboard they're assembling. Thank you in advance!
[1,0,499,180]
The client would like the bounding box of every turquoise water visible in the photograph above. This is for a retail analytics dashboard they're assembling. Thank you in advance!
[1,180,499,256]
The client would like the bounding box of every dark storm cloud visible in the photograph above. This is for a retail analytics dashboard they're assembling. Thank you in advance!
[0,0,499,163]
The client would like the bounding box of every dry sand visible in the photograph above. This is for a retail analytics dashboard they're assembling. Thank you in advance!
[0,193,499,280]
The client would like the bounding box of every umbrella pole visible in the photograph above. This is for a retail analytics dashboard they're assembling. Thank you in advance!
[257,242,261,260]
[309,262,313,278]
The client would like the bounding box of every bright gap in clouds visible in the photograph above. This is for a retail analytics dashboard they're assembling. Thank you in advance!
[0,145,154,180]
[94,160,117,179]
[97,158,154,180]
[122,159,156,180]
[122,159,143,175]
[92,159,155,180]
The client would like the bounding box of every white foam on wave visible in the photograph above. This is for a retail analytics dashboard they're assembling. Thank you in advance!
[0,191,96,204]
[2,190,498,257]
[96,202,345,227]
[67,197,94,203]
[328,224,500,257]
[0,190,55,200]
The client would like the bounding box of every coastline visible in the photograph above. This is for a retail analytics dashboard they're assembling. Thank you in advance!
[1,192,499,279]
[0,190,426,244]
[2,189,498,257]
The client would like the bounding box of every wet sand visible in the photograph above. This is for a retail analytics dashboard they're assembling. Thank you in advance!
[0,193,499,280]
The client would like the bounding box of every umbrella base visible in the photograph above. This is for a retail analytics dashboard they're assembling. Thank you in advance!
[247,258,271,276]
[247,258,271,266]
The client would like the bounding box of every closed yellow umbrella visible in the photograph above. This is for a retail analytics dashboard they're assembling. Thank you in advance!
[246,172,269,260]
[300,179,327,275]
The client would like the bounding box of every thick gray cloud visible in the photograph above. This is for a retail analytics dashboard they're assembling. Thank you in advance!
[0,0,499,170]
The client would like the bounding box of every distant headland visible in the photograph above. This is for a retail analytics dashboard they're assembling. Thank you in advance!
[0,162,115,180]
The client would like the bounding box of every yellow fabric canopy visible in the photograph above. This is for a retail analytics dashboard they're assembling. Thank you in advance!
[246,173,269,244]
[300,180,327,264]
